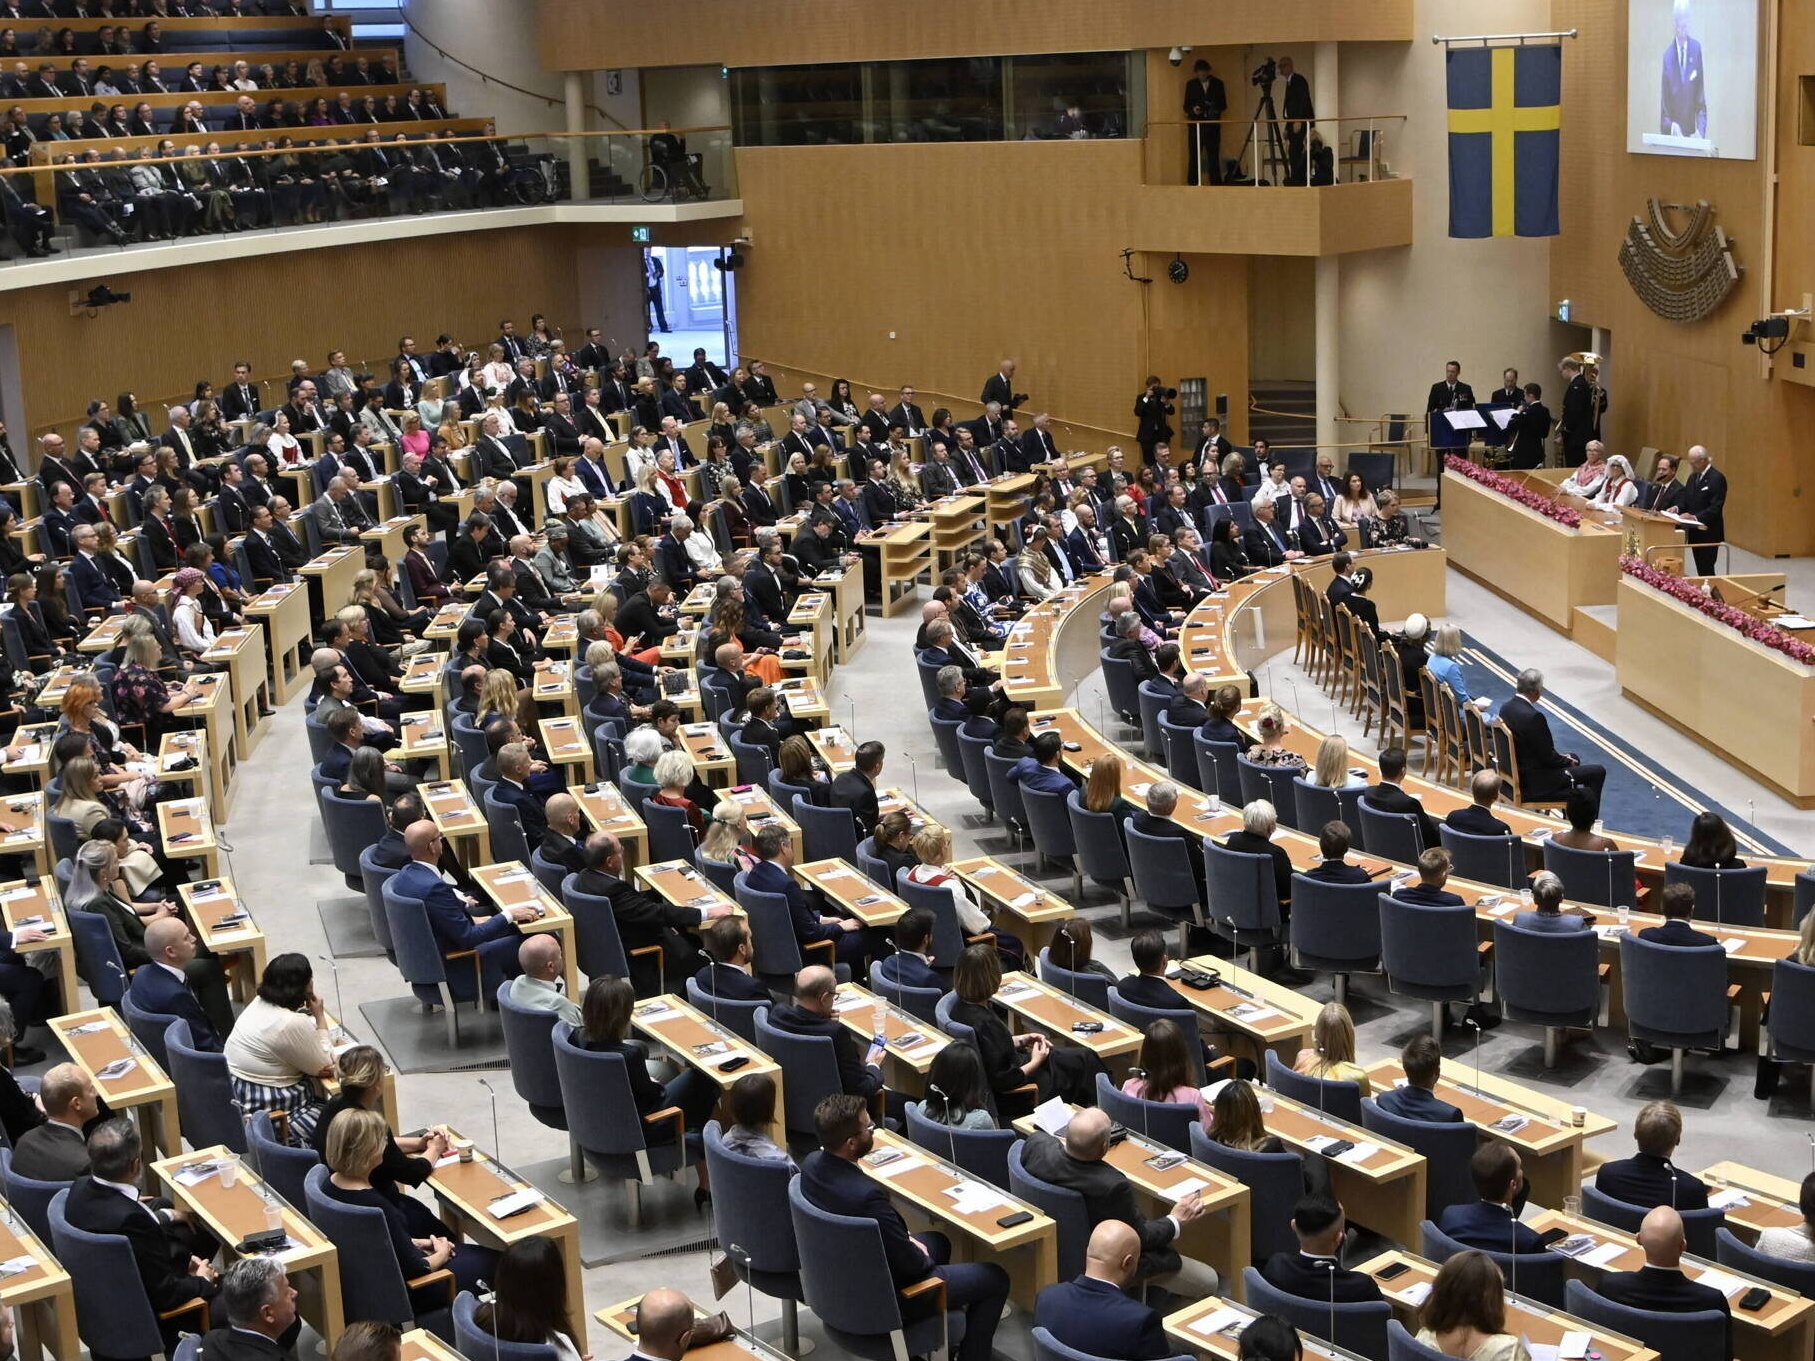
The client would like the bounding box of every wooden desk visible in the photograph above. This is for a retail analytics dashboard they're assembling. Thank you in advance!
[1695,1161,1809,1242]
[50,1008,178,1158]
[631,994,781,1145]
[538,716,593,785]
[786,589,833,681]
[635,860,738,920]
[470,863,578,997]
[426,1136,587,1354]
[1165,1296,1373,1360]
[797,858,905,929]
[717,785,804,861]
[360,513,426,563]
[178,875,266,1003]
[398,652,449,713]
[157,729,211,811]
[854,522,931,616]
[1372,1246,1664,1359]
[1365,1059,1616,1207]
[816,559,865,660]
[830,981,948,1090]
[808,724,858,775]
[678,720,734,787]
[243,580,313,705]
[1442,468,1621,635]
[0,1195,76,1361]
[530,657,580,720]
[1007,1115,1250,1301]
[773,675,830,727]
[877,788,948,835]
[171,672,235,819]
[1160,960,1323,1067]
[300,545,365,620]
[151,1147,344,1347]
[992,973,1143,1068]
[157,794,220,879]
[0,879,73,1022]
[423,601,470,641]
[0,793,47,881]
[913,494,988,572]
[401,1328,464,1361]
[858,1129,1057,1309]
[396,712,450,783]
[571,781,648,868]
[198,625,270,759]
[77,613,128,655]
[1253,1090,1426,1249]
[1528,1206,1812,1361]
[421,780,492,867]
[946,856,1075,959]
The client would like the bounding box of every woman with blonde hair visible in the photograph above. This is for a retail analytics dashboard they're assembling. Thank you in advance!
[905,824,1024,968]
[398,410,429,460]
[1310,734,1358,789]
[475,669,522,729]
[707,400,736,447]
[1293,1001,1370,1093]
[888,448,924,512]
[435,412,469,452]
[699,800,755,871]
[1247,705,1306,769]
[1083,753,1138,818]
[54,756,161,895]
[312,1044,454,1239]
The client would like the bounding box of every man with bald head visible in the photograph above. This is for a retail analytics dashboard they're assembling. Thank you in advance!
[1022,1106,1218,1298]
[631,1288,707,1361]
[503,935,581,1027]
[393,821,539,1003]
[12,1063,105,1181]
[1595,1205,1731,1355]
[1035,1219,1170,1360]
[539,792,586,876]
[126,915,231,1052]
[766,965,883,1098]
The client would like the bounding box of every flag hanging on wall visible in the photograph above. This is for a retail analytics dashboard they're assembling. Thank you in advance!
[1446,44,1562,238]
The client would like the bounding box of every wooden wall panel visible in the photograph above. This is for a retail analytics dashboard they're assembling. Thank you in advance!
[536,0,1412,71]
[1553,0,1815,556]
[0,226,641,436]
[730,141,1249,442]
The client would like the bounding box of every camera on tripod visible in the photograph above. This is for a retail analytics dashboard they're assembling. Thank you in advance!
[1251,57,1277,88]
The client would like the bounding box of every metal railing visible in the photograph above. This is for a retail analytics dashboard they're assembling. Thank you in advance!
[1144,114,1406,188]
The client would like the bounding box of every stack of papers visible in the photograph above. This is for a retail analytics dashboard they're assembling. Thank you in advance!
[1031,1097,1072,1136]
[945,1183,1010,1215]
[1707,1187,1752,1210]
[1188,1307,1251,1340]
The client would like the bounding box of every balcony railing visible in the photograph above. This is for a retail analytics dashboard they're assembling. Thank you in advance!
[1144,115,1406,188]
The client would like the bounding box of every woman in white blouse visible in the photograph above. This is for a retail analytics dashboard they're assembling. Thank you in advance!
[168,568,216,656]
[1558,443,1608,499]
[480,343,515,393]
[223,953,336,1145]
[1757,1172,1815,1263]
[1590,453,1639,508]
[904,824,1025,968]
[1333,470,1379,529]
[263,412,302,468]
[545,456,587,517]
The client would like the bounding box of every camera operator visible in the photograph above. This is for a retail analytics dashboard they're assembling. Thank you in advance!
[1184,58,1227,186]
[982,359,1028,413]
[1276,56,1315,186]
[1134,376,1177,466]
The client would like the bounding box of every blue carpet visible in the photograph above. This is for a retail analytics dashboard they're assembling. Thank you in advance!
[1455,637,1793,858]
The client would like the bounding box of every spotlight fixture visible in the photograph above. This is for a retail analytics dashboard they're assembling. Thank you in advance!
[1167,255,1190,285]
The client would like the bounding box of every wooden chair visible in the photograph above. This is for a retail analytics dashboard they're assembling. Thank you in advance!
[1313,592,1339,689]
[1380,644,1412,752]
[1355,624,1383,728]
[1290,575,1315,669]
[1491,719,1570,813]
[1432,679,1468,787]
[1417,668,1447,780]
[1331,606,1362,713]
[1462,696,1496,780]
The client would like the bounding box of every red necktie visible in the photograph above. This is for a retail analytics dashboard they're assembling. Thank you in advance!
[98,501,112,525]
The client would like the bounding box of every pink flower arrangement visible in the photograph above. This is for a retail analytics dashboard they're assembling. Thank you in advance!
[1444,455,1582,527]
[1620,555,1815,666]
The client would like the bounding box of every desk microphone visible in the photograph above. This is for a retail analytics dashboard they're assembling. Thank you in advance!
[317,954,345,1036]
[927,1082,960,1168]
[1127,1066,1154,1144]
[1665,1157,1678,1211]
[1316,1257,1337,1347]
[1508,835,1524,895]
[477,1076,501,1168]
[1464,1016,1484,1096]
[905,752,920,805]
[726,1242,756,1342]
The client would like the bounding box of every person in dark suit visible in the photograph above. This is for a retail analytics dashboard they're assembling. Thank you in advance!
[1425,359,1476,434]
[1035,1220,1172,1361]
[1167,672,1212,727]
[1305,821,1371,884]
[1392,847,1466,908]
[1659,9,1707,138]
[1183,59,1228,185]
[1325,553,1381,637]
[1021,1110,1219,1295]
[1679,445,1725,576]
[1362,746,1440,849]
[574,830,720,993]
[1224,797,1295,922]
[65,1117,221,1351]
[693,916,769,1003]
[768,965,884,1098]
[873,909,944,994]
[1594,1099,1709,1210]
[1437,1143,1545,1253]
[1636,882,1719,950]
[1503,383,1552,470]
[980,360,1025,413]
[748,822,867,969]
[1376,1034,1465,1124]
[490,743,547,844]
[1106,611,1158,683]
[392,822,537,1002]
[1133,378,1174,465]
[1244,500,1301,570]
[1276,55,1314,184]
[1294,494,1346,557]
[197,1257,305,1361]
[1444,769,1513,836]
[1641,453,1684,512]
[1262,1192,1383,1304]
[1557,360,1605,467]
[800,1095,1009,1361]
[1597,1207,1731,1358]
[124,917,225,1052]
[1019,413,1061,468]
[241,504,292,586]
[1131,782,1206,890]
[1499,669,1606,804]
[829,741,884,838]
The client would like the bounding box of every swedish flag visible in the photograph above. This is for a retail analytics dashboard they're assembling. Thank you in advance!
[1447,45,1561,238]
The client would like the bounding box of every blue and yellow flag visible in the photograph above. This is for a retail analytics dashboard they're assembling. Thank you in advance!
[1447,45,1561,238]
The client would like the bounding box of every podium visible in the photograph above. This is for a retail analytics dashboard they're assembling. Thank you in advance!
[1618,505,1686,574]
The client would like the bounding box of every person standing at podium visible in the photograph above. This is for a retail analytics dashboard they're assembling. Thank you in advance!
[1490,369,1523,407]
[1502,382,1551,469]
[1641,453,1684,511]
[1426,361,1475,450]
[1680,444,1726,575]
[1660,0,1707,140]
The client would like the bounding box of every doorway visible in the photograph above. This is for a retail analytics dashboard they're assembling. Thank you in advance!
[645,245,736,367]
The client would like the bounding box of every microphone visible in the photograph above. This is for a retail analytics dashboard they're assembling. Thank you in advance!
[905,752,919,805]
[1665,1157,1677,1210]
[1127,1066,1153,1144]
[1316,1257,1337,1347]
[927,1082,960,1169]
[726,1242,757,1343]
[1606,852,1616,921]
[317,954,344,1035]
[477,1076,501,1167]
[1464,1016,1484,1096]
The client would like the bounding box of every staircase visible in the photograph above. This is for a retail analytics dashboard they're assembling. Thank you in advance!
[1247,380,1316,450]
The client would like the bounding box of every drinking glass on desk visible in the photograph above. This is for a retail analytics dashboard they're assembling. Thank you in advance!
[1563,1194,1581,1217]
[1617,905,1630,929]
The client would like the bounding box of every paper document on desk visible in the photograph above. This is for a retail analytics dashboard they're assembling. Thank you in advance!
[944,1183,1010,1215]
[1581,1241,1627,1268]
[1031,1096,1072,1137]
[1692,1267,1749,1299]
[1772,615,1815,630]
[1707,1187,1752,1210]
[1392,1281,1432,1306]
[1188,1307,1251,1340]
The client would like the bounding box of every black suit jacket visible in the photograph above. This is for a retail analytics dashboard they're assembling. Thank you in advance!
[1425,380,1476,414]
[694,961,769,1002]
[1597,1267,1730,1356]
[829,770,880,836]
[1020,1131,1180,1277]
[799,1151,931,1288]
[1362,782,1439,850]
[1261,1252,1383,1305]
[66,1175,218,1316]
[767,1001,881,1098]
[1680,465,1726,541]
[1445,803,1512,837]
[1497,694,1574,801]
[197,1328,293,1361]
[981,372,1024,410]
[1594,1152,1709,1211]
[1035,1275,1169,1361]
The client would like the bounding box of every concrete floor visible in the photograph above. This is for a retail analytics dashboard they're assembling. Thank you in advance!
[224,520,1815,1358]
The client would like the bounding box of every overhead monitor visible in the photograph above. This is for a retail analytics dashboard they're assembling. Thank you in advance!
[1626,0,1758,159]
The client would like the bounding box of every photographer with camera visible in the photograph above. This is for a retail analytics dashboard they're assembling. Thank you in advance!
[981,360,1028,413]
[1184,58,1227,185]
[1134,377,1177,466]
[1276,56,1315,186]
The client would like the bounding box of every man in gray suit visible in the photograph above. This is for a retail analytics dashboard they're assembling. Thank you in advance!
[13,1063,103,1180]
[309,475,366,546]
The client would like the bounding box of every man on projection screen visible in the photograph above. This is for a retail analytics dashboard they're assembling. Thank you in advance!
[1659,0,1707,139]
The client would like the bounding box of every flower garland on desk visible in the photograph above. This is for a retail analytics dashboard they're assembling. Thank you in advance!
[1620,555,1815,665]
[1444,454,1582,528]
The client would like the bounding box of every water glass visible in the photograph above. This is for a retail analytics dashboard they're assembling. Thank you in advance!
[1563,1194,1581,1217]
